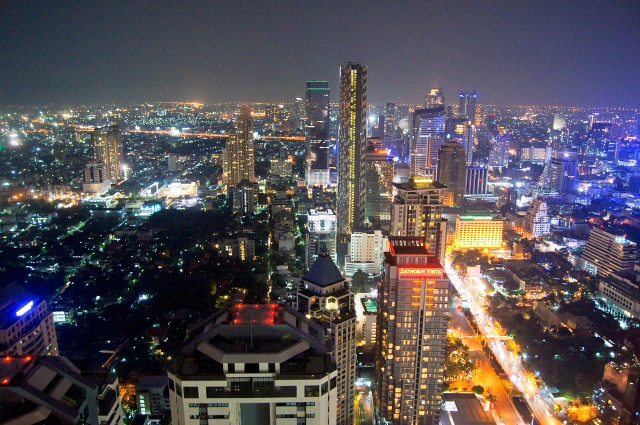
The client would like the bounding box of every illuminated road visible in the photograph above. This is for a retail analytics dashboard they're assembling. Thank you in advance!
[355,389,373,425]
[451,310,524,425]
[446,262,561,425]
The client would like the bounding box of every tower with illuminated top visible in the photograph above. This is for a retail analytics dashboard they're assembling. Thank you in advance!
[337,63,367,266]
[375,237,451,425]
[295,251,356,425]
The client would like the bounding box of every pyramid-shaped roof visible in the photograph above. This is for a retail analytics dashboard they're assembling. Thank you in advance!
[302,251,344,287]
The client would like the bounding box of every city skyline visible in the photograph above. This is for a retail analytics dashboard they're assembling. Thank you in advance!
[1,1,639,107]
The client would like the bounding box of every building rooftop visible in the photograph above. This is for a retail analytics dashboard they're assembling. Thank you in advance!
[393,178,448,192]
[303,251,344,287]
[442,393,495,425]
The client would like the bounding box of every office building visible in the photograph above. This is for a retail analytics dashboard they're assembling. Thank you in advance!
[0,355,124,425]
[411,106,446,176]
[385,103,395,139]
[306,208,337,269]
[168,304,338,425]
[464,165,489,197]
[458,92,477,124]
[365,147,394,222]
[375,237,451,425]
[454,214,503,249]
[337,63,367,238]
[488,134,510,169]
[92,125,123,181]
[305,80,331,187]
[390,177,448,266]
[520,197,550,239]
[82,160,111,194]
[437,141,467,206]
[598,264,640,320]
[425,88,445,107]
[582,227,638,278]
[539,152,579,194]
[295,252,356,425]
[345,229,387,276]
[0,283,58,356]
[222,108,256,187]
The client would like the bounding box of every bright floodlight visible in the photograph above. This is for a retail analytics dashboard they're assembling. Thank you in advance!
[15,301,34,317]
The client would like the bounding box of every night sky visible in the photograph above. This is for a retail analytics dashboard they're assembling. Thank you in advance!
[1,0,639,107]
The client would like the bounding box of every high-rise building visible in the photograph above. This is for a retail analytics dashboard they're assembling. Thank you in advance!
[365,147,394,222]
[581,227,638,278]
[520,197,550,239]
[425,88,445,107]
[488,133,510,169]
[306,208,337,269]
[465,165,490,197]
[92,125,123,181]
[222,108,256,187]
[458,91,477,124]
[539,152,579,194]
[0,283,58,356]
[437,141,467,206]
[385,102,396,138]
[306,80,331,187]
[375,237,451,425]
[0,356,124,425]
[337,63,367,237]
[231,182,258,215]
[168,304,338,425]
[82,160,111,194]
[295,252,356,425]
[345,229,387,277]
[390,177,448,266]
[411,106,446,176]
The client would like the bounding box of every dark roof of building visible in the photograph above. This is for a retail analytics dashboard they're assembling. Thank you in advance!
[393,179,448,192]
[303,252,344,287]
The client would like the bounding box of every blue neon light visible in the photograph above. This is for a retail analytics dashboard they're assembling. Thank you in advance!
[15,301,34,317]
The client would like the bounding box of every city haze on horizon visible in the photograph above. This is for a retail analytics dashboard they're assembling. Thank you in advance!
[1,0,639,107]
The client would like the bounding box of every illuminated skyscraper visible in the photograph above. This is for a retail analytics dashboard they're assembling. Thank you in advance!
[390,177,448,266]
[222,108,256,187]
[458,91,477,124]
[375,237,450,425]
[305,80,331,186]
[92,125,123,181]
[411,106,446,176]
[385,102,396,139]
[437,141,467,206]
[337,63,367,238]
[539,151,579,194]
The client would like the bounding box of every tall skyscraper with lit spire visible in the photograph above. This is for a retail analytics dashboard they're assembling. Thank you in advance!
[337,63,367,265]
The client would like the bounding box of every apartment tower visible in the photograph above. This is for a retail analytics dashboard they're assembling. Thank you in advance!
[375,237,451,425]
